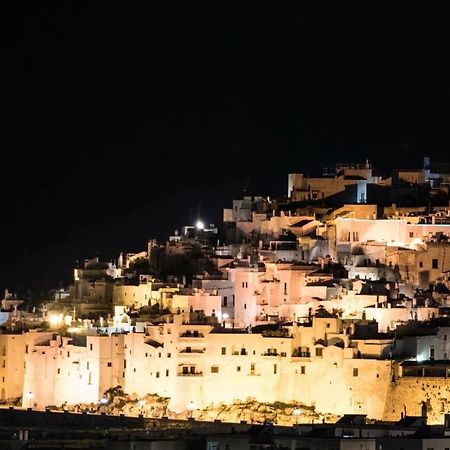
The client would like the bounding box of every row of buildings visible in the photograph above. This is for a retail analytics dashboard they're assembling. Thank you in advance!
[2,157,450,426]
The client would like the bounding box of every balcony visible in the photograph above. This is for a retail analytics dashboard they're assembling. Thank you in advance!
[179,348,204,354]
[178,371,203,377]
[179,331,204,338]
[232,349,248,356]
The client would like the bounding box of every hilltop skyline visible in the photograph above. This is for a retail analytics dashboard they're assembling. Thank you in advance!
[3,3,450,295]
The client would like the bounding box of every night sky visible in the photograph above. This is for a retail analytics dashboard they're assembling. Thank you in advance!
[2,2,450,297]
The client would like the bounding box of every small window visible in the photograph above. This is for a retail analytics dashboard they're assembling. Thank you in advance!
[432,259,439,269]
[221,347,226,355]
[166,369,169,377]
[315,348,323,357]
[107,362,112,367]
[273,364,277,374]
[353,368,359,377]
[90,344,93,351]
[57,368,60,374]
[250,363,255,371]
[159,352,162,358]
[167,353,171,358]
[326,323,330,328]
[87,362,89,370]
[145,353,148,357]
[223,296,228,307]
[419,261,423,268]
[244,304,247,309]
[237,366,241,372]
[445,335,447,341]
[409,232,414,238]
[211,366,219,373]
[67,351,70,358]
[300,366,305,374]
[156,371,160,378]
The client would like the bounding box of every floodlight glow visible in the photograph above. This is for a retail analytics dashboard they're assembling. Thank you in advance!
[195,220,204,230]
[48,314,62,327]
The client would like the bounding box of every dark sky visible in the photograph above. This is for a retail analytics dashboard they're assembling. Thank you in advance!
[1,2,450,296]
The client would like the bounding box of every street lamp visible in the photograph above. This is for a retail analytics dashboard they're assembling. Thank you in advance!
[186,400,196,419]
[25,391,33,409]
[292,408,302,425]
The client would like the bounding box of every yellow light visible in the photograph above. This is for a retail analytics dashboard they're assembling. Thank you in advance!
[48,314,63,327]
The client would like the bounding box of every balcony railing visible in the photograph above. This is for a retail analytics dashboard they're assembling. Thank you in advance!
[179,331,204,338]
[178,371,203,377]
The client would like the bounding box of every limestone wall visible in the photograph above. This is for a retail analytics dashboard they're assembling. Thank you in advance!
[383,377,450,424]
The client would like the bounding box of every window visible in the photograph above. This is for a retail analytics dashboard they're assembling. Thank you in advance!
[273,364,277,374]
[284,283,287,295]
[221,347,226,355]
[57,368,60,374]
[232,295,235,306]
[166,369,169,377]
[430,347,435,360]
[90,344,93,351]
[123,360,126,369]
[445,335,448,341]
[167,353,171,358]
[326,323,330,328]
[237,366,241,372]
[409,232,414,238]
[25,345,28,354]
[250,363,255,372]
[87,362,89,370]
[223,296,228,307]
[145,353,148,358]
[315,348,323,357]
[242,282,245,288]
[432,259,439,269]
[211,366,219,373]
[419,261,423,268]
[108,362,112,367]
[353,368,359,377]
[352,231,359,241]
[244,304,247,309]
[156,371,160,378]
[300,366,305,374]
[159,352,162,358]
[67,351,70,358]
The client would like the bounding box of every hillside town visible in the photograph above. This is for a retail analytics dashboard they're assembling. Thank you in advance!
[3,157,450,431]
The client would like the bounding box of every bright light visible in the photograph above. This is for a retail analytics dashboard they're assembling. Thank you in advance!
[99,397,108,405]
[25,391,33,399]
[292,408,302,416]
[48,314,63,327]
[67,327,80,333]
[222,313,229,320]
[137,400,145,407]
[186,400,196,410]
[195,220,204,230]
